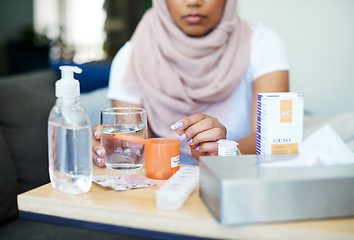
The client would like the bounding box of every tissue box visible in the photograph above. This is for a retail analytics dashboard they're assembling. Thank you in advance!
[199,155,354,226]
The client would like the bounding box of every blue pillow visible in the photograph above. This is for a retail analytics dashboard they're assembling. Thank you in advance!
[51,61,111,93]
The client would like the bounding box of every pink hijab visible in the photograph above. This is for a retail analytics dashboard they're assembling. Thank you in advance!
[124,0,251,145]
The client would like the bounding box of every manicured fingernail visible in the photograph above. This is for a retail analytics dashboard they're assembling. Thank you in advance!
[179,133,186,141]
[96,149,102,157]
[175,122,183,129]
[97,157,102,165]
[187,138,193,144]
[94,131,98,138]
[196,146,200,151]
[170,125,176,130]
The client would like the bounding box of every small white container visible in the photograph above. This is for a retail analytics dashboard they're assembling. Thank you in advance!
[217,140,241,156]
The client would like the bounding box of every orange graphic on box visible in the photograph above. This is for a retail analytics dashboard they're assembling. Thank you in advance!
[280,100,292,123]
[271,143,298,154]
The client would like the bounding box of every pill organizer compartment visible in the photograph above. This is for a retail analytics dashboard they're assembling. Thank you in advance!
[156,166,199,210]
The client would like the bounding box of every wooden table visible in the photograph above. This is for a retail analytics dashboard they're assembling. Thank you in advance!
[18,166,354,240]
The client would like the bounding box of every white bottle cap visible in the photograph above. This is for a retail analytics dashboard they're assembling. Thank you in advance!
[55,66,82,97]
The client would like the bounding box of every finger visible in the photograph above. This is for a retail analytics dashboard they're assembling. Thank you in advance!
[93,145,106,158]
[208,151,218,156]
[190,147,207,161]
[172,113,208,132]
[93,154,106,167]
[196,142,218,153]
[92,136,103,151]
[188,127,225,146]
[184,118,224,143]
[92,124,103,139]
[92,139,106,167]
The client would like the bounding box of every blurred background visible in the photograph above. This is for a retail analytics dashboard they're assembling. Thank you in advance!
[0,0,352,119]
[238,0,354,119]
[0,0,151,93]
[0,0,150,68]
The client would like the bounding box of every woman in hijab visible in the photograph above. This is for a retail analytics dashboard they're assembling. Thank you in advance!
[92,0,289,165]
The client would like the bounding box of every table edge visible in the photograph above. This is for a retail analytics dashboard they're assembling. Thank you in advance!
[19,211,215,240]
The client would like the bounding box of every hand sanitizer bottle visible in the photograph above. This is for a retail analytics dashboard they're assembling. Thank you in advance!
[48,66,92,194]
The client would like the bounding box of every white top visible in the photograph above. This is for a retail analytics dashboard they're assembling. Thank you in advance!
[107,22,289,146]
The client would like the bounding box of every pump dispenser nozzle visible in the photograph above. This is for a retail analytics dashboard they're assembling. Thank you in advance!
[56,66,82,97]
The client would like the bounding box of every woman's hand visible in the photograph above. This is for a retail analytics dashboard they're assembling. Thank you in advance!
[92,124,106,167]
[172,113,227,160]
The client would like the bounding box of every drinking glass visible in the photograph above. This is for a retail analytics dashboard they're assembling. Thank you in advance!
[100,107,147,170]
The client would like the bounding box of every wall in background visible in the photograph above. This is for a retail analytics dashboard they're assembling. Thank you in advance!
[238,0,354,119]
[0,0,33,44]
[0,0,49,75]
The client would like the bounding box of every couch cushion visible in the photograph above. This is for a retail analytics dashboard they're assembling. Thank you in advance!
[0,69,57,193]
[0,126,18,224]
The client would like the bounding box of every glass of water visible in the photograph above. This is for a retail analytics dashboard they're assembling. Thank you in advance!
[100,107,147,170]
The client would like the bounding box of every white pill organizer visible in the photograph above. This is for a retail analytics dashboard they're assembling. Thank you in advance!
[257,92,304,155]
[156,166,199,210]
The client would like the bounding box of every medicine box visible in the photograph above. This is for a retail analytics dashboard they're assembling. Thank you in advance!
[199,155,354,226]
[257,92,303,155]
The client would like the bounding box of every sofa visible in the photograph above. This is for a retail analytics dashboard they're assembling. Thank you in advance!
[0,69,150,239]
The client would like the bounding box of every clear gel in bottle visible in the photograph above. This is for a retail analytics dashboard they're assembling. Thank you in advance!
[48,66,92,194]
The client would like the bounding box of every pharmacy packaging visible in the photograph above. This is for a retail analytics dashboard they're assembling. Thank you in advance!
[256,92,303,155]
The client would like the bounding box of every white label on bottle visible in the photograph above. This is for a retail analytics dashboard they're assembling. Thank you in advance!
[219,148,237,156]
[171,155,180,168]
